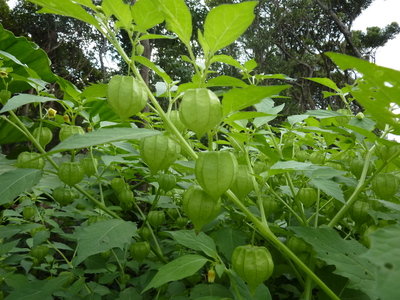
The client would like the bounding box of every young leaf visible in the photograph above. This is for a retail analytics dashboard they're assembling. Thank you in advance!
[143,255,208,292]
[0,94,55,114]
[167,230,218,259]
[73,219,138,266]
[222,85,289,116]
[29,0,100,30]
[305,77,340,93]
[204,2,258,54]
[154,0,192,45]
[102,0,132,30]
[291,225,375,296]
[132,0,164,31]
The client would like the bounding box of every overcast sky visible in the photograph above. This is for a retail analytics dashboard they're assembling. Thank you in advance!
[6,0,400,70]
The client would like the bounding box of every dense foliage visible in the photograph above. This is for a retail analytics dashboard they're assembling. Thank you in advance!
[1,1,400,300]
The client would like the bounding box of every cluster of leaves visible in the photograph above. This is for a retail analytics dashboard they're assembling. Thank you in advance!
[1,1,400,300]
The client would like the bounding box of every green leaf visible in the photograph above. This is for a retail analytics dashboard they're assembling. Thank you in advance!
[206,75,248,88]
[190,283,233,299]
[51,128,161,152]
[253,98,285,127]
[310,177,345,203]
[167,230,218,259]
[326,52,400,135]
[214,227,248,261]
[0,239,19,256]
[362,224,400,300]
[143,255,208,292]
[210,54,245,70]
[225,111,273,123]
[222,85,289,116]
[154,0,192,45]
[0,94,55,113]
[306,110,342,118]
[132,0,164,31]
[102,0,132,30]
[73,219,137,266]
[4,273,72,300]
[134,56,172,84]
[0,169,42,205]
[291,225,375,296]
[204,2,258,54]
[29,0,100,30]
[305,77,340,92]
[0,24,56,93]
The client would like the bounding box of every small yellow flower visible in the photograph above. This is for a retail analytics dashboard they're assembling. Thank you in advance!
[63,115,71,123]
[48,108,57,118]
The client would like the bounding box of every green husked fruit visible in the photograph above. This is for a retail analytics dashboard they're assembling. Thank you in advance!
[349,201,371,225]
[30,245,49,261]
[147,211,165,229]
[230,165,254,200]
[52,186,77,206]
[33,126,53,148]
[176,216,188,228]
[179,88,222,138]
[140,134,181,174]
[111,178,126,192]
[372,173,399,200]
[262,196,278,217]
[297,187,318,208]
[58,162,84,186]
[195,151,238,200]
[17,152,45,169]
[23,206,35,220]
[140,227,152,241]
[118,187,135,209]
[59,125,84,141]
[309,152,325,165]
[375,144,400,161]
[182,185,221,233]
[232,245,274,296]
[165,110,186,133]
[0,89,11,105]
[286,236,312,254]
[81,157,98,177]
[295,150,309,162]
[158,174,176,192]
[106,75,148,121]
[349,158,373,179]
[130,241,150,263]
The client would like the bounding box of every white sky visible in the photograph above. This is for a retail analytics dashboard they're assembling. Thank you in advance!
[6,0,400,70]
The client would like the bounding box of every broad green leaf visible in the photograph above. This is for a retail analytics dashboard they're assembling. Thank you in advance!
[206,75,248,88]
[29,0,100,30]
[270,161,317,173]
[0,94,55,113]
[73,219,137,266]
[204,2,258,54]
[0,169,42,205]
[305,77,340,92]
[0,227,22,239]
[143,255,208,292]
[291,226,375,296]
[0,24,56,93]
[102,0,132,30]
[214,227,248,261]
[132,0,164,31]
[0,239,19,256]
[50,128,161,152]
[306,110,342,118]
[326,52,400,135]
[253,98,285,127]
[190,283,233,299]
[222,85,289,116]
[72,0,96,10]
[4,273,72,300]
[0,116,31,145]
[310,177,345,203]
[167,230,218,259]
[229,269,272,300]
[225,111,273,123]
[154,0,192,45]
[362,224,400,300]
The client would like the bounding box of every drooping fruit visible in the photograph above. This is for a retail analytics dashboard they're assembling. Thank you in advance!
[195,151,238,200]
[297,187,318,208]
[158,174,176,192]
[230,165,254,200]
[262,196,278,217]
[371,173,399,200]
[111,177,126,192]
[231,245,274,296]
[81,157,98,177]
[17,152,45,169]
[23,206,35,220]
[286,236,312,254]
[130,241,150,263]
[179,88,222,138]
[349,200,371,225]
[33,126,53,148]
[59,125,84,141]
[58,162,85,186]
[140,134,181,174]
[147,211,165,229]
[349,158,373,179]
[165,110,186,133]
[182,185,221,233]
[30,245,49,261]
[52,186,77,206]
[106,75,148,121]
[309,152,325,165]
